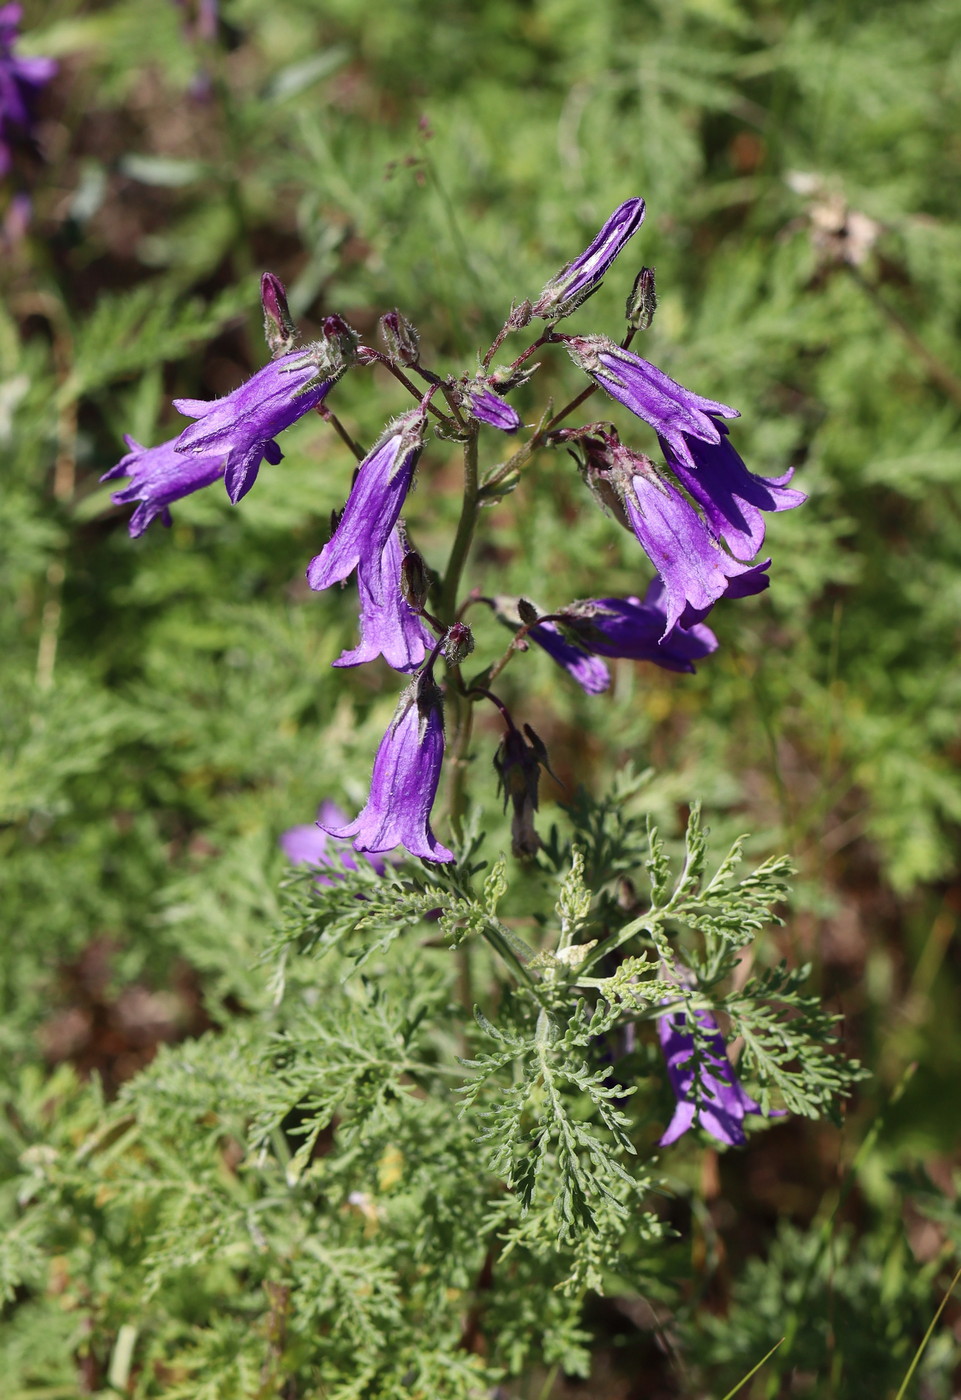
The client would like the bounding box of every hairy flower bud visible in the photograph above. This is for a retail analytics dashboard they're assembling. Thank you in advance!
[516,598,540,627]
[261,271,297,357]
[626,266,657,331]
[443,621,474,666]
[380,310,421,366]
[532,198,646,321]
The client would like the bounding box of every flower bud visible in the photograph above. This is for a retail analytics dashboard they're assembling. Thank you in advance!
[380,310,421,366]
[261,272,297,357]
[400,547,430,612]
[517,598,540,627]
[443,622,475,666]
[626,266,657,331]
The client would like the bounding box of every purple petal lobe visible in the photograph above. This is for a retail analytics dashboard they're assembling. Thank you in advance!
[466,384,522,434]
[527,621,611,695]
[280,801,387,885]
[561,579,719,673]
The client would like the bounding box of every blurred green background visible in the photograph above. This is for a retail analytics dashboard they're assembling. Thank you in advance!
[2,0,961,1394]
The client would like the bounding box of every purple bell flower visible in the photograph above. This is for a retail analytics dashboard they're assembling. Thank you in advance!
[661,422,806,562]
[333,524,433,673]
[533,198,646,320]
[322,675,454,864]
[101,433,226,537]
[463,383,522,434]
[280,801,387,884]
[562,579,719,672]
[307,410,427,593]
[680,558,771,626]
[564,335,738,468]
[173,345,346,504]
[658,1001,782,1148]
[0,4,56,177]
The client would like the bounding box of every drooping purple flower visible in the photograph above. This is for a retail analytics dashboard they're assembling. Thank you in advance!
[560,579,719,673]
[661,422,806,562]
[174,333,354,503]
[657,1001,781,1148]
[307,411,426,593]
[280,801,387,884]
[0,4,56,178]
[322,675,454,864]
[564,335,738,468]
[463,382,522,434]
[101,433,226,537]
[575,428,763,634]
[527,621,611,695]
[333,523,433,673]
[533,198,646,320]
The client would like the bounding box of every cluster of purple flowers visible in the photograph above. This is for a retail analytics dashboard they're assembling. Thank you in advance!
[106,201,804,1145]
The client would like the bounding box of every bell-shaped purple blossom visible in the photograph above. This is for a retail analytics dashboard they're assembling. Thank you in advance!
[101,433,226,537]
[280,801,387,884]
[661,422,806,562]
[463,382,522,434]
[575,428,762,634]
[174,337,352,504]
[533,198,646,320]
[0,4,56,178]
[562,580,719,672]
[323,675,454,864]
[334,524,433,673]
[680,558,771,626]
[658,1001,781,1148]
[564,335,738,468]
[307,411,426,593]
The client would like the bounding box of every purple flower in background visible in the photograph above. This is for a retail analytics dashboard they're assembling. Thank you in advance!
[174,344,347,504]
[565,335,738,468]
[334,524,433,673]
[533,198,646,320]
[527,621,611,695]
[658,1001,781,1148]
[101,433,226,537]
[322,675,454,864]
[307,411,426,593]
[280,800,387,884]
[0,4,56,177]
[463,383,522,434]
[662,423,806,562]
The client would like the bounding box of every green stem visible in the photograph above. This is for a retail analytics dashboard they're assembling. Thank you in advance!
[440,431,482,839]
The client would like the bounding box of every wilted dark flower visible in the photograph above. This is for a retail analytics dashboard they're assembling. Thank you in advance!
[322,675,454,864]
[661,423,806,562]
[658,999,782,1147]
[333,524,433,674]
[462,381,522,434]
[533,198,646,320]
[493,721,555,857]
[0,4,56,178]
[175,333,355,503]
[101,433,226,537]
[564,335,738,467]
[280,801,388,884]
[307,411,426,593]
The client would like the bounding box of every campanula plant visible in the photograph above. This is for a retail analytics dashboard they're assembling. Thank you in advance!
[95,198,862,1390]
